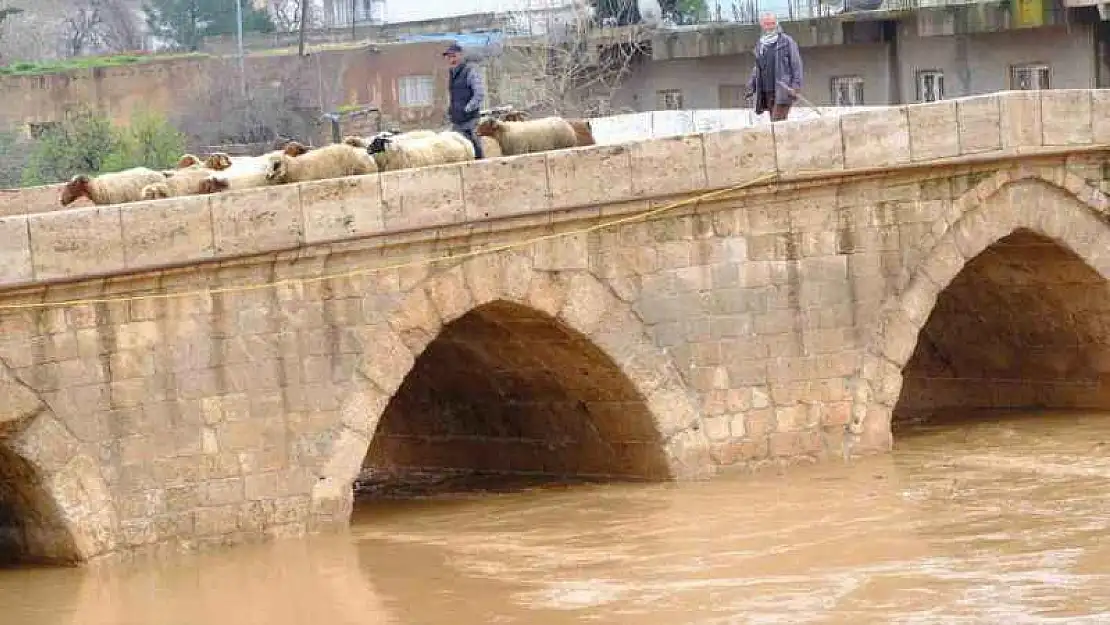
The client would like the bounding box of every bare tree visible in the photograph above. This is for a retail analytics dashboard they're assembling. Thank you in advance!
[174,57,317,151]
[99,0,143,52]
[267,0,302,32]
[490,1,648,117]
[60,0,141,57]
[61,1,105,57]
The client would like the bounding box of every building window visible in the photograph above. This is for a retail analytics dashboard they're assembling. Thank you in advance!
[718,84,747,108]
[26,122,59,139]
[915,70,944,102]
[1010,64,1050,90]
[398,75,435,108]
[657,89,684,110]
[830,76,865,106]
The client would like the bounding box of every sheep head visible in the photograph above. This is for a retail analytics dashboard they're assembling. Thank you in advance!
[60,174,91,206]
[475,118,503,138]
[283,141,309,157]
[176,154,201,169]
[141,183,171,200]
[342,136,368,149]
[204,153,233,171]
[502,111,528,122]
[198,176,229,194]
[367,134,394,154]
[265,154,292,183]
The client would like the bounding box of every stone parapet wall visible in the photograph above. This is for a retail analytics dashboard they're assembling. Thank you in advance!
[1,90,1107,291]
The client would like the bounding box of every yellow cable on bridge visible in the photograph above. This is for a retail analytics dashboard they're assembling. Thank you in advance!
[0,172,779,311]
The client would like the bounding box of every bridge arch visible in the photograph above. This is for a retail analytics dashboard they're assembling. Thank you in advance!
[311,254,709,522]
[851,168,1110,448]
[0,366,117,563]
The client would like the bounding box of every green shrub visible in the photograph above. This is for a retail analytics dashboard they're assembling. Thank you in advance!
[22,107,119,186]
[102,109,186,172]
[21,107,186,186]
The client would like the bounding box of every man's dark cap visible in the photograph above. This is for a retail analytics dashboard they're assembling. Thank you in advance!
[442,44,463,56]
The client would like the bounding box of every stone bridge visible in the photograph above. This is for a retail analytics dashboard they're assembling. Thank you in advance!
[1,90,1109,564]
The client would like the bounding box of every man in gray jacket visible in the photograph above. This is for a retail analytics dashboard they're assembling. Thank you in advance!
[745,13,803,122]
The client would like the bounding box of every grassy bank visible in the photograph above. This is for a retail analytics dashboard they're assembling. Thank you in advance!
[0,52,210,77]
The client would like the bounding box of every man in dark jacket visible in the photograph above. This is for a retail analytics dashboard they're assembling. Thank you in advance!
[443,43,485,159]
[745,13,803,122]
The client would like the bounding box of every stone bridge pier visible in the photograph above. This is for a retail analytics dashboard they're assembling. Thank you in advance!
[0,89,1109,563]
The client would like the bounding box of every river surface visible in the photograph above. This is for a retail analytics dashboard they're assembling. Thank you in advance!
[4,410,1110,624]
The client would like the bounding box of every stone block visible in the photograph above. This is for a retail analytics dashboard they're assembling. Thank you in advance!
[1040,89,1093,146]
[424,265,474,323]
[121,196,214,270]
[999,90,1042,150]
[1093,91,1110,145]
[194,505,240,536]
[463,153,551,220]
[547,145,633,209]
[0,216,31,284]
[703,125,776,189]
[380,164,464,231]
[907,100,959,162]
[29,205,125,281]
[299,174,384,244]
[774,115,843,175]
[8,414,73,473]
[558,273,616,336]
[841,107,910,169]
[210,184,303,257]
[957,94,1001,154]
[631,134,707,197]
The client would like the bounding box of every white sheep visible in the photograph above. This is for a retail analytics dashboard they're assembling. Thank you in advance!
[368,131,476,172]
[60,167,168,206]
[140,165,219,200]
[204,142,308,172]
[343,130,437,150]
[197,143,311,194]
[475,116,578,156]
[265,143,378,184]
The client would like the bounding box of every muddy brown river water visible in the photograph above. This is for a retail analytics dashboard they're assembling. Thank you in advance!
[4,410,1110,624]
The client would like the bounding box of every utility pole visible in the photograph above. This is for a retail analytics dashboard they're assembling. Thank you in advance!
[351,0,357,41]
[298,0,310,56]
[235,0,246,97]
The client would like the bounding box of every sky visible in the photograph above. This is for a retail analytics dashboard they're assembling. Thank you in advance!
[384,0,571,23]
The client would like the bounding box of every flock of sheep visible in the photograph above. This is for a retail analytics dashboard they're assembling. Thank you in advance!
[57,112,596,208]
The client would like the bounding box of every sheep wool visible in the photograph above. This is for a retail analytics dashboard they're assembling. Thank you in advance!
[370,131,475,172]
[60,167,168,206]
[266,143,378,184]
[479,136,503,159]
[141,166,219,200]
[476,117,578,156]
[345,130,437,150]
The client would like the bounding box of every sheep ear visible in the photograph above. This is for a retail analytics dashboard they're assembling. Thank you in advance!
[72,174,90,184]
